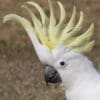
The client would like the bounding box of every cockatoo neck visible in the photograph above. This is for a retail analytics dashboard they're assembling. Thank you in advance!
[58,54,99,93]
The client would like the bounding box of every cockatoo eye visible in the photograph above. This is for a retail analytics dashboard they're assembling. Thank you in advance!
[60,61,65,66]
[58,61,68,69]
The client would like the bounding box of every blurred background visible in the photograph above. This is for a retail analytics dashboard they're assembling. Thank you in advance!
[0,0,100,100]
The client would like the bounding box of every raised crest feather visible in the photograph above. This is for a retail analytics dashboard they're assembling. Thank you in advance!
[3,0,94,53]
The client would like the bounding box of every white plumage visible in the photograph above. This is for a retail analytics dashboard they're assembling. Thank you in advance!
[54,47,100,100]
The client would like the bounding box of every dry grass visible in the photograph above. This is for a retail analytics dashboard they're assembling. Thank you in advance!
[0,0,100,100]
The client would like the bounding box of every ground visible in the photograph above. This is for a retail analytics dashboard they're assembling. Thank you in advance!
[0,0,100,100]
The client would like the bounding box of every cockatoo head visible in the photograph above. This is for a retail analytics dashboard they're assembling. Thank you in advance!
[3,0,94,86]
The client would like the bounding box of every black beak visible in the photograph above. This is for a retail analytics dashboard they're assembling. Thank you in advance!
[44,66,62,84]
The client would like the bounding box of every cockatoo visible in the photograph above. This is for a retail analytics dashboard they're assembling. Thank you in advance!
[3,0,100,100]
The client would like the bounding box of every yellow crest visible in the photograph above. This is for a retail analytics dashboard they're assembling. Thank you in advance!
[3,0,94,53]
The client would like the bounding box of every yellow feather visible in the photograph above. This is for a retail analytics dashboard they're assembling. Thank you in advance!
[3,0,95,53]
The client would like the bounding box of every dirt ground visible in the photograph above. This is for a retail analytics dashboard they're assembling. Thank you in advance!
[0,0,100,100]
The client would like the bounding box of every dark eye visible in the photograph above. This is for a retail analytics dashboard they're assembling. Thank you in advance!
[60,61,65,66]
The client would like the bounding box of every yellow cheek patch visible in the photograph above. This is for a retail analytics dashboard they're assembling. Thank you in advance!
[3,0,94,53]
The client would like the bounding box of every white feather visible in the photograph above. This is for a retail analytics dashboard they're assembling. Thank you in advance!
[54,50,100,100]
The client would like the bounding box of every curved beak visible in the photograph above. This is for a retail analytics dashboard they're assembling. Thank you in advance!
[44,66,62,85]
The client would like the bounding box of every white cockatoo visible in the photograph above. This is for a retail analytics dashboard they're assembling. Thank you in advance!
[3,0,100,100]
